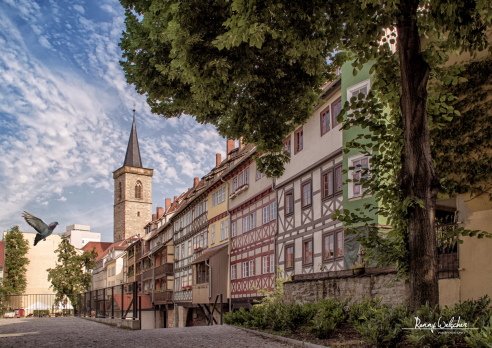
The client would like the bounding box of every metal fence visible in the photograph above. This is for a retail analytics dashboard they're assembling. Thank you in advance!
[1,294,79,318]
[436,223,459,279]
[78,281,141,320]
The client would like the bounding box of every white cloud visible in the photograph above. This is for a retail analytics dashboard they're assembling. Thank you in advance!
[58,196,67,201]
[73,5,85,14]
[38,36,52,49]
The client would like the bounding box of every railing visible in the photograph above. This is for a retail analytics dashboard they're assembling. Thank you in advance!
[154,290,173,303]
[174,290,192,302]
[155,263,173,278]
[1,294,79,318]
[79,281,141,320]
[134,251,142,261]
[436,223,459,279]
[142,268,153,281]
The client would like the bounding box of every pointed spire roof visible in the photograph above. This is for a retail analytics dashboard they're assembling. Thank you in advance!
[123,109,143,168]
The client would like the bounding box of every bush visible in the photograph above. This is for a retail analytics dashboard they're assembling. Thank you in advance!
[33,310,50,317]
[309,298,349,339]
[354,303,411,348]
[465,315,492,347]
[348,295,383,325]
[284,302,317,333]
[403,296,492,348]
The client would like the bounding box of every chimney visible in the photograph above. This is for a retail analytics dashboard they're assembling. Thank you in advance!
[165,198,171,211]
[152,214,157,221]
[194,177,199,187]
[157,207,164,219]
[174,196,178,202]
[239,137,244,151]
[216,153,221,167]
[227,139,235,159]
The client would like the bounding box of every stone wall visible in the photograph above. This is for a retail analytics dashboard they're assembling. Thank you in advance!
[283,267,410,307]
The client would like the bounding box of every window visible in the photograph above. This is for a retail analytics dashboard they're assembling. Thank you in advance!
[320,106,330,135]
[347,80,370,120]
[323,233,335,260]
[250,213,256,230]
[225,219,229,239]
[332,97,342,127]
[303,240,313,264]
[337,231,344,257]
[243,217,249,233]
[263,205,270,224]
[238,173,243,187]
[233,177,237,192]
[270,202,277,221]
[302,182,312,207]
[284,137,291,153]
[294,127,303,154]
[135,181,142,199]
[352,157,369,196]
[211,225,215,245]
[220,221,224,241]
[249,260,255,277]
[256,168,261,181]
[212,185,226,207]
[137,212,140,217]
[245,168,249,185]
[188,240,192,257]
[263,256,269,274]
[335,165,343,193]
[285,192,293,215]
[270,255,274,273]
[323,171,334,197]
[231,264,236,280]
[119,182,122,201]
[243,262,249,278]
[231,221,237,237]
[285,245,294,269]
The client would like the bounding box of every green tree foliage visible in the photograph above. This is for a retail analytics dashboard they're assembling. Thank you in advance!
[1,226,30,294]
[119,0,492,309]
[47,236,97,306]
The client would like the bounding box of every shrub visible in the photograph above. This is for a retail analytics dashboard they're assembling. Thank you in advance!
[354,303,411,348]
[33,310,50,317]
[465,315,492,348]
[348,295,383,325]
[284,302,316,333]
[309,298,349,339]
[403,297,492,348]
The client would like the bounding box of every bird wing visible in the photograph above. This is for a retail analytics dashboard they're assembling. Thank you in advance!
[34,233,44,246]
[22,211,49,234]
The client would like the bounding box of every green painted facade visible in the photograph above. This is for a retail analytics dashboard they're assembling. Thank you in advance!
[341,61,385,227]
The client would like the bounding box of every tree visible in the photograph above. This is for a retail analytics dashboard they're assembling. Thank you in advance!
[119,0,492,309]
[1,226,30,294]
[47,236,97,307]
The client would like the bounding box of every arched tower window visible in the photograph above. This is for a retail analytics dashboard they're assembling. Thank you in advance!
[119,182,122,201]
[135,181,142,199]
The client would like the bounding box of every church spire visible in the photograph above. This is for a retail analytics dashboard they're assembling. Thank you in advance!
[123,109,143,168]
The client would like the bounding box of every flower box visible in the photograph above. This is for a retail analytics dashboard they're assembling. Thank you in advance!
[194,247,203,253]
[173,258,179,262]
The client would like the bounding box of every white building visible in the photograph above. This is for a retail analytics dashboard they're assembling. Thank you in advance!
[63,224,101,249]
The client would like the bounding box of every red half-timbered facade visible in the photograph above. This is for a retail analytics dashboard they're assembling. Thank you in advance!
[225,146,276,309]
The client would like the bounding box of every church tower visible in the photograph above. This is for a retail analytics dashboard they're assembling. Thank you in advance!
[113,111,153,242]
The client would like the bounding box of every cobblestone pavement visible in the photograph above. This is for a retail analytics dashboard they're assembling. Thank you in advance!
[0,317,293,348]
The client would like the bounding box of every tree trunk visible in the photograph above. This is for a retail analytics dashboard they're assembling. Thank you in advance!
[396,0,441,311]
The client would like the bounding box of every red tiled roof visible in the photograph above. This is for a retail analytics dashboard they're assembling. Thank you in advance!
[95,236,139,261]
[81,242,112,258]
[0,241,4,268]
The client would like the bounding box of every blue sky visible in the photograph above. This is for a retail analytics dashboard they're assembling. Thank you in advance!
[0,0,227,242]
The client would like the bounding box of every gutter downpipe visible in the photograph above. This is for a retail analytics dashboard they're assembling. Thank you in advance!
[272,177,278,280]
[221,176,232,312]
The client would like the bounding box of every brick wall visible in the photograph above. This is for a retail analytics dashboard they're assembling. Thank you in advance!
[283,267,410,307]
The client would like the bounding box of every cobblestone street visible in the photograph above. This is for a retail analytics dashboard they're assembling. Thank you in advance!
[0,318,292,348]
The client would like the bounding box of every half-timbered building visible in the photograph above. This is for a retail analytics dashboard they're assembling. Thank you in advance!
[224,145,276,309]
[276,76,345,277]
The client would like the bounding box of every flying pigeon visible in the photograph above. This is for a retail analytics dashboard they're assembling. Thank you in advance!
[22,211,59,246]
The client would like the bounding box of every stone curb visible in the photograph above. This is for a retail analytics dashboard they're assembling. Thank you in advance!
[226,324,331,348]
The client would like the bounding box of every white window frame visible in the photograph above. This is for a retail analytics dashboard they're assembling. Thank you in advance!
[220,221,224,241]
[249,260,254,277]
[347,79,371,119]
[250,212,256,230]
[348,153,372,200]
[225,219,229,239]
[231,221,237,237]
[270,202,277,222]
[263,205,270,224]
[231,264,236,280]
[270,255,274,273]
[243,216,249,233]
[243,262,248,278]
[211,225,216,245]
[263,256,268,274]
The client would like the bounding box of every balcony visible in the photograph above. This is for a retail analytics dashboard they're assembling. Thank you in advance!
[143,268,153,281]
[174,290,192,302]
[135,273,142,283]
[135,251,142,261]
[155,263,173,279]
[154,290,173,303]
[127,275,135,283]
